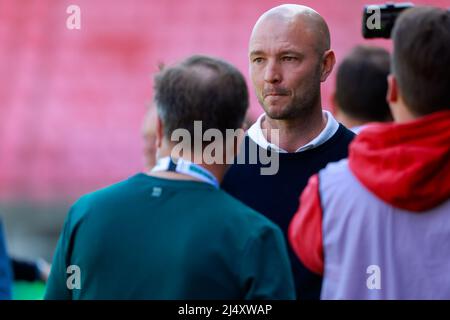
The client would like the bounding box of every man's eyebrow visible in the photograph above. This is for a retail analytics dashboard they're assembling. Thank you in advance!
[249,50,265,57]
[279,50,303,57]
[249,50,304,57]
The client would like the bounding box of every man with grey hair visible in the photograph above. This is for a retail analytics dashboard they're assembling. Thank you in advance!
[45,55,295,300]
[222,5,355,299]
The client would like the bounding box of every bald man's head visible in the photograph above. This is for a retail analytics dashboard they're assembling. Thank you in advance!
[251,4,330,55]
[248,4,336,121]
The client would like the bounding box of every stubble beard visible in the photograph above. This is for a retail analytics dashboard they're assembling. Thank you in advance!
[260,81,321,121]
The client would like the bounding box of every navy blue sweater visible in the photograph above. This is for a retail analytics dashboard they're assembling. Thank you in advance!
[222,124,355,300]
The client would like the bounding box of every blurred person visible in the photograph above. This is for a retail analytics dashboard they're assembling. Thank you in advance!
[140,106,255,174]
[45,55,295,300]
[222,4,355,299]
[290,7,450,299]
[139,105,253,171]
[0,217,49,299]
[0,219,12,299]
[12,257,50,283]
[333,45,393,134]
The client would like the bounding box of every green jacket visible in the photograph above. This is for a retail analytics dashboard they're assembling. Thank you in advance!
[45,174,295,300]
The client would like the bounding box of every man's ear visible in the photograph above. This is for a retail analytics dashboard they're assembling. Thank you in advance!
[320,50,336,82]
[387,74,398,105]
[156,115,164,149]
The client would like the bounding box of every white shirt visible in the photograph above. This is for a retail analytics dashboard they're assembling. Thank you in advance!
[247,110,340,153]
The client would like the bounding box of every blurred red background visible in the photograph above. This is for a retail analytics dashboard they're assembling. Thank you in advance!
[0,0,448,202]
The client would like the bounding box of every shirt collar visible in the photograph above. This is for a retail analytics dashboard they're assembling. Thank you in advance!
[247,110,340,153]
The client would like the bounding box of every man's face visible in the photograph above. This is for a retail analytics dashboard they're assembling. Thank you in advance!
[249,18,322,120]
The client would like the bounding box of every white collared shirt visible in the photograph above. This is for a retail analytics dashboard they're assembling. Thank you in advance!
[247,110,340,153]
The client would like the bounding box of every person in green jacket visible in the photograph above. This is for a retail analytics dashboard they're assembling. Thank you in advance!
[45,55,295,300]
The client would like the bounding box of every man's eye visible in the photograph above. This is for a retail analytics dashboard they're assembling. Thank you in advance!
[253,57,264,64]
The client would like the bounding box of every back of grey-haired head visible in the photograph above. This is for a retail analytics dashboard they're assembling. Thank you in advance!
[154,55,249,139]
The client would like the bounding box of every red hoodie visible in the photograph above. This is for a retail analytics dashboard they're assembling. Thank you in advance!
[349,110,450,212]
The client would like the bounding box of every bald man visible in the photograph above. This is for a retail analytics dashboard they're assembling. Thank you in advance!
[222,5,355,299]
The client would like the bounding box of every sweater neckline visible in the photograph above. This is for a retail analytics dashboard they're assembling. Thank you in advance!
[246,124,351,159]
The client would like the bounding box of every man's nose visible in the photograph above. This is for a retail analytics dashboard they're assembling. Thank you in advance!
[264,61,281,84]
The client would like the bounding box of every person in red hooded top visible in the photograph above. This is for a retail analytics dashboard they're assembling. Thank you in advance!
[289,6,450,299]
